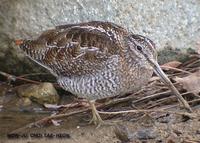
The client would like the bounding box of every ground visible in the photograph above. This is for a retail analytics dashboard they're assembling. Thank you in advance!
[1,108,200,143]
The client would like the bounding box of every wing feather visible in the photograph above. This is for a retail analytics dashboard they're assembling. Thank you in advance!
[20,21,128,77]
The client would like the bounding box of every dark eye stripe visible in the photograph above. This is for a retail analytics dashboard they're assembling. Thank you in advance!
[130,34,157,60]
[133,34,156,52]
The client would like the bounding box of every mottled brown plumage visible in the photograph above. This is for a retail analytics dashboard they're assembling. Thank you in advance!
[19,21,191,125]
[21,21,129,76]
[20,21,156,99]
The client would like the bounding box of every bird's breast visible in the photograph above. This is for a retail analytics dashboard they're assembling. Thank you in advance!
[57,68,122,100]
[122,62,154,93]
[57,61,153,100]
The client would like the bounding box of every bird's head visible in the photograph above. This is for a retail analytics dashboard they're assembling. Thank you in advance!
[125,34,157,66]
[125,34,173,87]
[126,34,192,112]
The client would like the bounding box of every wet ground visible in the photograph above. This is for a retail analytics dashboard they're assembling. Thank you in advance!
[1,97,200,143]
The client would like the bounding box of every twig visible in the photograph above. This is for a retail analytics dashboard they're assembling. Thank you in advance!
[146,96,176,109]
[10,107,91,134]
[18,73,50,78]
[132,90,171,104]
[0,71,16,81]
[184,58,200,68]
[0,70,61,88]
[98,109,196,119]
[0,70,41,84]
[161,65,191,74]
[162,98,200,111]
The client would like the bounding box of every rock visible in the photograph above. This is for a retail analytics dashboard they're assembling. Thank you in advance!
[16,97,32,107]
[196,129,200,134]
[1,92,37,112]
[16,97,42,112]
[114,125,132,143]
[16,82,59,105]
[0,0,200,74]
[136,128,157,140]
[166,134,181,143]
[0,83,12,97]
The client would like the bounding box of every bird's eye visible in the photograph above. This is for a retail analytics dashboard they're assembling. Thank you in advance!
[136,45,143,51]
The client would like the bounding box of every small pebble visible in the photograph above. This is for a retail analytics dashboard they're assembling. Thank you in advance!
[196,129,200,134]
[114,125,131,142]
[136,128,157,140]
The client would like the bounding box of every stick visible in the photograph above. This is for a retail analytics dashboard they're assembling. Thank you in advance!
[161,65,191,74]
[10,108,90,134]
[98,109,196,119]
[0,70,41,84]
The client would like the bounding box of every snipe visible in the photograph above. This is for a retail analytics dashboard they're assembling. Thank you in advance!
[17,21,191,126]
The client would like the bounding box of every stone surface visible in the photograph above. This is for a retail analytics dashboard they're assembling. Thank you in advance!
[16,82,59,105]
[0,0,200,73]
[136,128,157,140]
[114,125,132,142]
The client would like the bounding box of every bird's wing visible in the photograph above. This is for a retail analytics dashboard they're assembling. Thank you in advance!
[20,21,128,76]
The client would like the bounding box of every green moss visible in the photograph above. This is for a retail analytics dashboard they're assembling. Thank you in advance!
[157,46,191,64]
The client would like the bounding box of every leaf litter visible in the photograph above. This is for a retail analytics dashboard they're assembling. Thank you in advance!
[174,70,200,96]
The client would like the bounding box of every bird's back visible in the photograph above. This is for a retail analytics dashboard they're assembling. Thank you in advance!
[20,21,128,77]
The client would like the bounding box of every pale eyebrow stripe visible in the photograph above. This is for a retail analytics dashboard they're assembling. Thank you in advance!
[145,37,154,48]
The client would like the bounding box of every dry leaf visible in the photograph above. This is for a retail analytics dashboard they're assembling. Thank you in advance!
[196,42,200,55]
[149,76,160,82]
[51,119,62,126]
[174,70,200,95]
[198,47,200,55]
[44,103,64,109]
[162,61,182,68]
[44,102,80,109]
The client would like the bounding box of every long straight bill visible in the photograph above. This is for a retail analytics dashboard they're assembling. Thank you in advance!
[147,59,192,112]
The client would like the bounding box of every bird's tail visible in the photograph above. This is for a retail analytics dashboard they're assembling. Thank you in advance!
[15,39,26,52]
[15,39,38,60]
